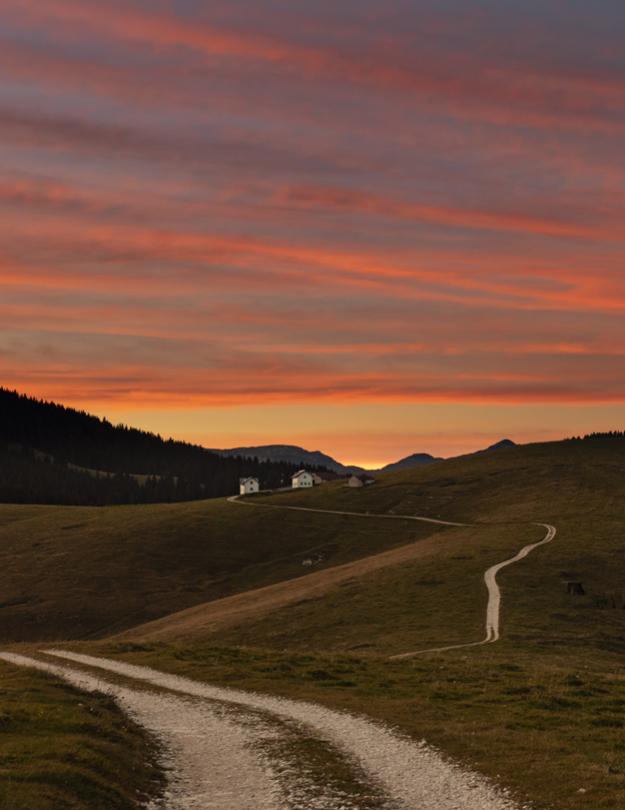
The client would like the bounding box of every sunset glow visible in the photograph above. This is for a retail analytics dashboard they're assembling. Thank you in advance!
[2,1,624,464]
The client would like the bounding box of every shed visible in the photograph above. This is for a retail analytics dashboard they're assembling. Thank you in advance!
[348,474,376,488]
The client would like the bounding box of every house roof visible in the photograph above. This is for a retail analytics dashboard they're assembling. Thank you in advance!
[239,477,258,484]
[291,469,310,478]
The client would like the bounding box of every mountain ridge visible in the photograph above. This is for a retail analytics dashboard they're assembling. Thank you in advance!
[215,438,518,474]
[212,444,365,475]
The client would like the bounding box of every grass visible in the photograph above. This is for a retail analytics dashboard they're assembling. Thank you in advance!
[91,639,625,810]
[0,661,163,809]
[209,522,539,653]
[256,436,625,526]
[3,435,625,808]
[0,497,435,641]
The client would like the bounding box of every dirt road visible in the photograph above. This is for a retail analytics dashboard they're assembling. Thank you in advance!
[0,650,522,810]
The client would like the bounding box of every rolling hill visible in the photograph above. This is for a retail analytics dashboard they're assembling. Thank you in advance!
[1,433,623,650]
[113,433,625,656]
[214,438,517,474]
[0,496,435,642]
[3,433,625,810]
[212,444,362,474]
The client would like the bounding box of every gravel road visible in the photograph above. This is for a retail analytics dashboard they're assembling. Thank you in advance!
[0,652,283,810]
[1,649,524,810]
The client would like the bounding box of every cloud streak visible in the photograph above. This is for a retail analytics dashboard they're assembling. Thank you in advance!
[1,0,624,458]
[5,0,625,132]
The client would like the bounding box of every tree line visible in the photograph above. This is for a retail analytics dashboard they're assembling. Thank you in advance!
[0,389,329,505]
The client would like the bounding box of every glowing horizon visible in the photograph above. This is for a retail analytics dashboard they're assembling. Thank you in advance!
[1,1,624,461]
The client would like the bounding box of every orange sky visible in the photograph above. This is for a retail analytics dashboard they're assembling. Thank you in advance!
[1,0,624,465]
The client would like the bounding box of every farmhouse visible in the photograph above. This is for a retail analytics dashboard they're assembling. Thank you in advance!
[239,477,260,495]
[291,470,314,488]
[348,474,376,488]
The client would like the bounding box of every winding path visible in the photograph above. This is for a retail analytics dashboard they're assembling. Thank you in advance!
[391,523,557,658]
[0,502,556,808]
[230,495,557,657]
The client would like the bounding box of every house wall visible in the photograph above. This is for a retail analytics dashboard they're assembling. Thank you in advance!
[292,473,313,488]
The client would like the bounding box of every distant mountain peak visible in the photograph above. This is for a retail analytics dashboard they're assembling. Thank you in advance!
[212,444,361,474]
[213,438,519,476]
[379,452,442,474]
[481,439,516,452]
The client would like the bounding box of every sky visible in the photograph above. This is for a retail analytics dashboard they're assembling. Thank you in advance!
[1,0,624,467]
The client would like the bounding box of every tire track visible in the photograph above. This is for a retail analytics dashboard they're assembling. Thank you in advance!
[31,650,520,810]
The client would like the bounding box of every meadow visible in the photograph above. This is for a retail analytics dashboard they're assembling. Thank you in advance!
[2,436,625,808]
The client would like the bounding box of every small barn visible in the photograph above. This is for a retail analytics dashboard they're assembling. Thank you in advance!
[239,477,260,495]
[292,470,314,488]
[348,474,376,488]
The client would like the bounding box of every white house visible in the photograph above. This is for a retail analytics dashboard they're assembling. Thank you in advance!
[347,474,376,488]
[291,470,314,488]
[239,477,260,495]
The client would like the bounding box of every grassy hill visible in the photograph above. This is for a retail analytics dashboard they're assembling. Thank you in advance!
[2,434,625,649]
[3,434,625,809]
[0,496,438,642]
[84,435,625,810]
[256,435,625,524]
[113,435,625,657]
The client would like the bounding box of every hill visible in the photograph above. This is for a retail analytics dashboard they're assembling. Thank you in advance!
[119,434,625,654]
[4,433,625,810]
[215,438,517,475]
[67,431,625,810]
[0,389,328,505]
[0,496,435,642]
[1,433,623,648]
[475,438,517,454]
[213,444,363,474]
[378,451,442,473]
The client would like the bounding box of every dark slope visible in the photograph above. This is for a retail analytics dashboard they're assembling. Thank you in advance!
[213,444,363,474]
[0,389,328,505]
[379,452,442,473]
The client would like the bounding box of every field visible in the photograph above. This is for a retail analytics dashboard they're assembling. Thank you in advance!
[0,497,432,642]
[2,436,625,808]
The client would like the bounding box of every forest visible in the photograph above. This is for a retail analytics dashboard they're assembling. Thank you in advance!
[0,389,329,505]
